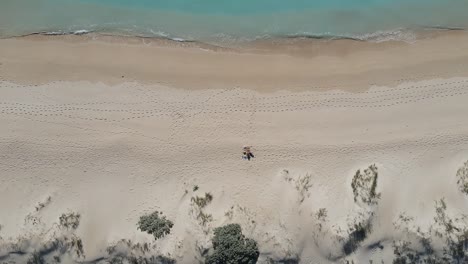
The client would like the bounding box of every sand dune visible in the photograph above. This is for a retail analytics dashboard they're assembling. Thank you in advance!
[1,34,468,263]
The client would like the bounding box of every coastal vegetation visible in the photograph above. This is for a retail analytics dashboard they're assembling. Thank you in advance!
[59,212,81,230]
[351,164,381,205]
[191,192,213,208]
[191,192,214,226]
[137,211,174,240]
[392,198,468,263]
[456,160,468,195]
[27,251,45,264]
[205,224,259,264]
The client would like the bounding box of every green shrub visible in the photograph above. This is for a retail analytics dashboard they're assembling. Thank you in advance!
[192,193,213,208]
[456,160,468,195]
[59,212,80,230]
[351,164,381,205]
[205,224,259,264]
[137,211,173,240]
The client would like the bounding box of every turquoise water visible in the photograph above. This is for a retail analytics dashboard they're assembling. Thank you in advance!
[1,0,467,43]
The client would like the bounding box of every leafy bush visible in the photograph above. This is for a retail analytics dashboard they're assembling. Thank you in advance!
[205,224,259,264]
[137,211,174,240]
[59,212,81,230]
[351,164,381,205]
[456,160,468,195]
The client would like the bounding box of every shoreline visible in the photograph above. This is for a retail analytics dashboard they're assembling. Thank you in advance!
[1,30,468,91]
[2,25,466,44]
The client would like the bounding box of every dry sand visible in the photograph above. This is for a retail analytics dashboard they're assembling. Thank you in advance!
[0,32,468,263]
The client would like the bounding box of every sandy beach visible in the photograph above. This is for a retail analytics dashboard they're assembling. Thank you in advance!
[1,32,468,263]
[1,31,468,90]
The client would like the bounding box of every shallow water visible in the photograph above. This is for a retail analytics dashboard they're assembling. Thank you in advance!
[1,0,468,43]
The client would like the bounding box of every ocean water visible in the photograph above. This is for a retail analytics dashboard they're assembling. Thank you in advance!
[1,0,467,43]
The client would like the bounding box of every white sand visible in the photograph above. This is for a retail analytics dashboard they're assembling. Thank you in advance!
[1,75,468,262]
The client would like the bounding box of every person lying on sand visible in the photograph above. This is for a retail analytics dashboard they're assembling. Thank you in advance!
[242,146,255,161]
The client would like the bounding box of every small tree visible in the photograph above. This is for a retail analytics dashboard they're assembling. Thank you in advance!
[137,211,173,240]
[205,224,259,264]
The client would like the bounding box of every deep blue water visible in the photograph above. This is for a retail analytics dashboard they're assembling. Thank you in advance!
[1,0,467,43]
